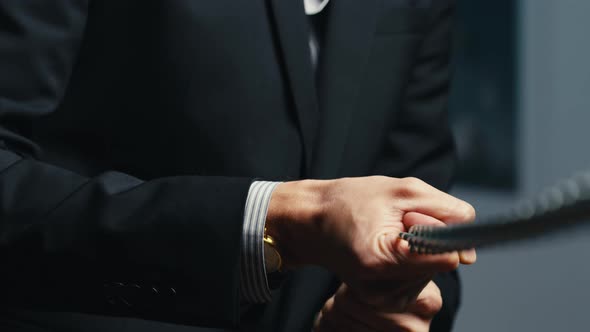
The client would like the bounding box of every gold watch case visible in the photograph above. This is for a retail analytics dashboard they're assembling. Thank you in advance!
[263,234,282,273]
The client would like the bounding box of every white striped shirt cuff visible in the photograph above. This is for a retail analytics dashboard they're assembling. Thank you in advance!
[240,181,281,303]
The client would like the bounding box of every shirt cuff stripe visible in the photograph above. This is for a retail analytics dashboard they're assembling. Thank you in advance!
[240,181,281,303]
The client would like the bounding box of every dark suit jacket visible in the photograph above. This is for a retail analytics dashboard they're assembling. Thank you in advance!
[0,0,459,331]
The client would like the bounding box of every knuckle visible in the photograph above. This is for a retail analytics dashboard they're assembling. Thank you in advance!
[403,177,425,189]
[415,295,443,317]
[415,285,443,317]
[393,177,425,198]
[458,200,477,221]
[322,297,335,313]
[447,198,476,222]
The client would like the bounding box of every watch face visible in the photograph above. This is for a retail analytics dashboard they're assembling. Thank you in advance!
[264,242,281,273]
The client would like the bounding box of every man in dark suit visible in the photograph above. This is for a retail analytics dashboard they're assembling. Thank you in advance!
[0,0,476,331]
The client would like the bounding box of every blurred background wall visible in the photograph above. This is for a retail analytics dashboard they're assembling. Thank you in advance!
[450,0,590,331]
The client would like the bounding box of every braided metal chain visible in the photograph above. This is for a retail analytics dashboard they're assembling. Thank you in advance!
[399,171,590,254]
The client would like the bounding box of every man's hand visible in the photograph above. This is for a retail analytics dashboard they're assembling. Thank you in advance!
[314,282,443,332]
[266,176,476,286]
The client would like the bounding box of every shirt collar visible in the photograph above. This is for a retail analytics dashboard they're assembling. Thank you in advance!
[304,0,330,15]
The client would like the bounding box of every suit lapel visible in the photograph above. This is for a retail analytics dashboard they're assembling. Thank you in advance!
[268,0,319,175]
[312,0,380,178]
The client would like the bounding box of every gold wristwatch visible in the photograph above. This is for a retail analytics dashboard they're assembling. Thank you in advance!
[263,229,283,273]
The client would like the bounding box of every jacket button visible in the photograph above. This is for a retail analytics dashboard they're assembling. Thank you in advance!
[150,287,159,295]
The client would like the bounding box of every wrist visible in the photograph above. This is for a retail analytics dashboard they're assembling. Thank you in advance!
[265,179,328,268]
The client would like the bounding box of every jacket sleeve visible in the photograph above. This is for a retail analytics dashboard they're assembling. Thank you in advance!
[0,1,248,328]
[372,1,461,331]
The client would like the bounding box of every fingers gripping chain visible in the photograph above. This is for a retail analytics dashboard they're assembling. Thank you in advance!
[400,171,590,254]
